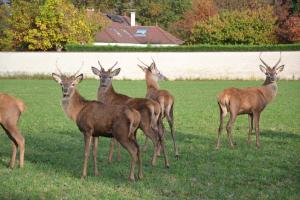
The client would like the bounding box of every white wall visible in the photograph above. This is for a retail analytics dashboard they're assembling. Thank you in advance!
[0,52,299,80]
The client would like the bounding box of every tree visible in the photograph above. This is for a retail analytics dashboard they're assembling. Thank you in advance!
[24,0,103,51]
[0,0,107,51]
[135,0,190,31]
[275,0,300,43]
[0,0,40,50]
[171,0,217,41]
[189,6,277,45]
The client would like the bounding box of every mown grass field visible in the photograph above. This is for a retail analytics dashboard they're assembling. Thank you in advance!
[0,79,299,200]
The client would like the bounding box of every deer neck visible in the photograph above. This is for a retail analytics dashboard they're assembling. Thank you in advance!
[146,72,160,92]
[260,78,278,103]
[98,83,116,103]
[61,89,87,121]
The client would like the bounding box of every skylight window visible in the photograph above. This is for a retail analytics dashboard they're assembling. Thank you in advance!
[135,29,147,37]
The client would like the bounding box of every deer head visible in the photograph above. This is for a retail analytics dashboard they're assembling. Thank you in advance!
[137,58,168,81]
[91,61,120,88]
[259,53,285,82]
[52,66,83,98]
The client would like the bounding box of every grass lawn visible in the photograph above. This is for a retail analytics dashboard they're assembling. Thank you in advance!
[0,79,299,200]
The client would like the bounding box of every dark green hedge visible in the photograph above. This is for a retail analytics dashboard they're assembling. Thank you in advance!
[65,43,300,52]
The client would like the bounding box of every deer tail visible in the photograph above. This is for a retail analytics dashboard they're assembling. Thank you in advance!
[16,99,26,113]
[149,103,160,132]
[125,108,141,139]
[217,92,230,111]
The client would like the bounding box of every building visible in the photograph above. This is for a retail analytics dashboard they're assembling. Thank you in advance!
[94,11,183,47]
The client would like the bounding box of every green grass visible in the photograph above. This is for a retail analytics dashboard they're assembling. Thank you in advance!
[0,79,299,200]
[65,43,300,52]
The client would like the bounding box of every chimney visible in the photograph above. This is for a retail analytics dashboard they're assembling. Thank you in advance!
[130,11,135,26]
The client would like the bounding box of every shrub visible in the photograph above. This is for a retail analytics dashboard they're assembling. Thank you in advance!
[65,43,300,52]
[189,6,277,45]
[171,0,218,41]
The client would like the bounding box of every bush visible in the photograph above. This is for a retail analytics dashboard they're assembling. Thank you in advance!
[65,43,300,52]
[277,16,300,43]
[0,0,107,51]
[189,6,277,45]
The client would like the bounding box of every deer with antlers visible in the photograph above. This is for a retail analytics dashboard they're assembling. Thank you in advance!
[138,59,179,159]
[52,68,142,181]
[216,53,285,149]
[0,93,25,169]
[91,61,170,168]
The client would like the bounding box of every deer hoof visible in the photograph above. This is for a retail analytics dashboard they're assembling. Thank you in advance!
[138,174,143,180]
[128,176,135,182]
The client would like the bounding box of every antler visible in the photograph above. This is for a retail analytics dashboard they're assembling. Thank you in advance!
[151,57,156,67]
[55,60,63,75]
[108,61,118,72]
[259,52,270,68]
[137,58,149,67]
[73,61,84,77]
[97,60,105,72]
[273,52,282,68]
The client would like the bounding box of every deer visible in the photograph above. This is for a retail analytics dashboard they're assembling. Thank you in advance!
[216,53,285,149]
[0,93,25,169]
[91,61,170,168]
[137,59,179,159]
[51,69,143,181]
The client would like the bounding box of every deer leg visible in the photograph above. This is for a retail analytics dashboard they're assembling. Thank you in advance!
[92,137,99,176]
[2,126,17,169]
[226,112,237,148]
[118,139,138,181]
[158,118,169,168]
[253,113,261,148]
[216,103,227,149]
[117,141,121,161]
[156,119,166,156]
[108,138,115,163]
[4,124,25,168]
[247,114,253,144]
[9,142,17,169]
[166,103,179,159]
[134,137,143,180]
[82,134,92,179]
[140,117,159,166]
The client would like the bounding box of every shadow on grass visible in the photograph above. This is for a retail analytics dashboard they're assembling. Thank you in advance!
[260,130,300,139]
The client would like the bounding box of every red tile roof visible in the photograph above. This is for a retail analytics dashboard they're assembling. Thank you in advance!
[95,15,183,45]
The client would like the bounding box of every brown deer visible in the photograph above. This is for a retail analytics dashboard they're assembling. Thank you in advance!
[52,70,143,181]
[138,59,179,159]
[216,53,285,149]
[91,61,170,168]
[0,93,25,169]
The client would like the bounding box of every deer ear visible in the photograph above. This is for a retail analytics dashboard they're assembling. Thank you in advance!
[259,65,267,74]
[276,65,285,73]
[52,73,62,84]
[111,68,121,76]
[73,74,83,85]
[149,62,156,71]
[91,66,101,76]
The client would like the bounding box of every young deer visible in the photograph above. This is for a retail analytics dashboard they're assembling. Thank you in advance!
[0,93,25,169]
[91,61,169,168]
[52,70,142,181]
[216,53,285,149]
[138,59,179,159]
